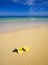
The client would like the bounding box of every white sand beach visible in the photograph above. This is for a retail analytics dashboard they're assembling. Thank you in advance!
[0,21,48,65]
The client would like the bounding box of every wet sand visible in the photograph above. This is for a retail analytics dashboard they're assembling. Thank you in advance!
[0,25,48,65]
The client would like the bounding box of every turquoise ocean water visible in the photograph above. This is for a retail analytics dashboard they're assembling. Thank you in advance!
[0,16,48,22]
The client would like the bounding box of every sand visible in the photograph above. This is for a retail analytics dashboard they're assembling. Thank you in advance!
[0,26,48,65]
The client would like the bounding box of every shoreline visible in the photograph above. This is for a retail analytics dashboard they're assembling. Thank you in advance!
[0,20,48,34]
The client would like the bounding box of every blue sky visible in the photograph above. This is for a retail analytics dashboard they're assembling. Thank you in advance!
[0,0,48,16]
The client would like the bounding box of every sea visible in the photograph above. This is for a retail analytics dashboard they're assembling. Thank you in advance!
[0,16,48,21]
